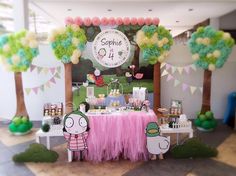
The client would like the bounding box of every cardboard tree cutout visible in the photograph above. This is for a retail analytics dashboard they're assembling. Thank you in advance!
[146,122,170,160]
[63,111,89,162]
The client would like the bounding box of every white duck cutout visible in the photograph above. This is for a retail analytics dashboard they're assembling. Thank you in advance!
[146,122,170,160]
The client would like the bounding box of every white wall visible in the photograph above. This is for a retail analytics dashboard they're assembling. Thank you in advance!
[0,44,235,120]
[0,45,64,120]
[161,45,236,119]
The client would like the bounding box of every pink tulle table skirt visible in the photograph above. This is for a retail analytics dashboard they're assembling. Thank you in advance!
[82,110,157,162]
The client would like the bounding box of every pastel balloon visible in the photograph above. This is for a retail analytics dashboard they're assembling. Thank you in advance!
[123,17,130,25]
[137,17,145,26]
[12,55,20,64]
[213,50,221,58]
[74,17,83,26]
[101,17,108,25]
[192,53,199,60]
[208,64,215,71]
[92,17,101,26]
[3,44,10,52]
[223,32,231,40]
[131,17,137,25]
[115,17,123,25]
[145,18,152,25]
[152,18,160,25]
[29,40,38,48]
[72,37,79,46]
[108,17,116,26]
[83,17,92,26]
[71,56,79,64]
[65,17,74,25]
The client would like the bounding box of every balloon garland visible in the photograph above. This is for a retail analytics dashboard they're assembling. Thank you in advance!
[48,25,87,64]
[136,25,173,64]
[0,30,39,72]
[188,26,235,71]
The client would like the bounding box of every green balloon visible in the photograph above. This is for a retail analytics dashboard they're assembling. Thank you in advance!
[22,116,28,124]
[9,123,18,132]
[18,124,29,133]
[205,111,214,120]
[202,121,212,129]
[194,118,202,127]
[199,114,206,122]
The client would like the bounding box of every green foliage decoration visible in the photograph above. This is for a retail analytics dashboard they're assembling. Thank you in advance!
[9,116,33,133]
[188,26,235,71]
[136,25,173,64]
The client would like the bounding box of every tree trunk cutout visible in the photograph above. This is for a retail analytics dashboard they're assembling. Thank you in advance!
[131,44,140,72]
[14,72,28,118]
[64,63,73,113]
[201,69,212,114]
[153,62,161,114]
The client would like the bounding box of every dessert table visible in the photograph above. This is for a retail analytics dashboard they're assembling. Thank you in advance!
[83,110,157,162]
[36,110,157,162]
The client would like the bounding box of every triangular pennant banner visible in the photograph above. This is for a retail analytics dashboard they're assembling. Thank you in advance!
[37,67,43,74]
[54,73,61,79]
[182,83,189,91]
[57,67,61,73]
[166,74,173,82]
[174,79,180,87]
[171,66,176,74]
[160,62,166,69]
[25,88,31,95]
[199,87,203,93]
[46,81,51,88]
[184,66,190,74]
[191,64,197,71]
[177,67,183,74]
[30,65,36,72]
[40,85,44,91]
[161,70,169,77]
[50,68,56,74]
[50,77,56,84]
[43,68,49,74]
[32,87,39,94]
[190,86,197,94]
[165,63,171,71]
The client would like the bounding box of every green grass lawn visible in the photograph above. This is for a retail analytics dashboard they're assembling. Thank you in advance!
[73,75,154,108]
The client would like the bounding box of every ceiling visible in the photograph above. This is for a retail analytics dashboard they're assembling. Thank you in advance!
[28,0,236,36]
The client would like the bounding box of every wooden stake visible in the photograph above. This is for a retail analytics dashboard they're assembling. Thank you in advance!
[64,63,73,113]
[153,62,161,115]
[14,72,28,118]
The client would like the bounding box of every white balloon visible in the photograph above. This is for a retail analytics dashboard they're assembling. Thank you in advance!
[213,50,221,58]
[192,54,199,60]
[29,40,38,48]
[3,44,10,52]
[72,38,80,46]
[71,56,79,64]
[208,64,216,71]
[12,55,20,65]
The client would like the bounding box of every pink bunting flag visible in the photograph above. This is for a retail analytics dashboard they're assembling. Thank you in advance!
[184,66,190,74]
[50,68,56,74]
[50,77,56,84]
[165,63,171,71]
[182,83,189,91]
[166,74,173,81]
[30,65,36,72]
[32,87,39,94]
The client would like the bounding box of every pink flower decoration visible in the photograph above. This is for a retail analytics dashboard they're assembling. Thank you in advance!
[101,17,108,25]
[65,17,74,25]
[116,17,123,25]
[123,17,130,25]
[152,18,160,25]
[92,17,101,26]
[74,17,83,26]
[131,17,137,25]
[108,17,116,26]
[83,17,92,26]
[137,17,145,26]
[145,17,152,25]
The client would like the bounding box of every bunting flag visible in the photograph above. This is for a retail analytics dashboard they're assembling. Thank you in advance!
[161,62,197,75]
[24,71,61,95]
[30,64,61,75]
[161,69,203,95]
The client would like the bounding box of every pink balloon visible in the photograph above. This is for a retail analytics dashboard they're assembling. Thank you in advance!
[74,17,83,26]
[83,17,92,26]
[131,17,137,25]
[101,17,108,25]
[123,17,130,25]
[92,17,101,26]
[65,17,74,25]
[108,17,116,26]
[152,18,160,25]
[145,17,152,25]
[137,17,145,26]
[116,17,123,25]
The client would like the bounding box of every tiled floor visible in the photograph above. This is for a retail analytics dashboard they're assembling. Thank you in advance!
[0,121,236,176]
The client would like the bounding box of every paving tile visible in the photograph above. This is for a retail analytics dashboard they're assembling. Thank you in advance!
[0,147,14,164]
[0,161,34,176]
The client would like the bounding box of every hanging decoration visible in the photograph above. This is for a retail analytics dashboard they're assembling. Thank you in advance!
[65,17,160,27]
[30,64,61,75]
[188,26,235,71]
[160,62,197,75]
[161,69,203,95]
[0,30,39,72]
[24,69,61,95]
[48,25,87,64]
[136,25,173,64]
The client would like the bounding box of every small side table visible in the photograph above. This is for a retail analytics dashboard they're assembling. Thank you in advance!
[36,125,63,149]
[160,126,193,145]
